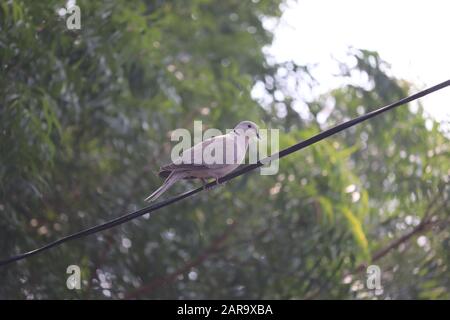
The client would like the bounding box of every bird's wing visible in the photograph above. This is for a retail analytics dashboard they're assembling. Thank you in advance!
[159,134,238,176]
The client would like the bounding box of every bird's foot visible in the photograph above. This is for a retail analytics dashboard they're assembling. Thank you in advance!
[202,177,225,190]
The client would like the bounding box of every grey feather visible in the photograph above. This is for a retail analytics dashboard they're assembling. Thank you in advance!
[145,121,259,202]
[145,171,187,202]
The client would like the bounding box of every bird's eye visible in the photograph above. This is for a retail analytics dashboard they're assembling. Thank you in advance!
[247,124,251,128]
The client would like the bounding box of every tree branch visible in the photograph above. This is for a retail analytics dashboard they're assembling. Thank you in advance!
[354,197,445,273]
[123,221,237,299]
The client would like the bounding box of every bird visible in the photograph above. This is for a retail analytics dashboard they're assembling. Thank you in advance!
[144,120,260,202]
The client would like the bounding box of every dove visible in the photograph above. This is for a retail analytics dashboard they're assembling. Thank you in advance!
[144,121,260,202]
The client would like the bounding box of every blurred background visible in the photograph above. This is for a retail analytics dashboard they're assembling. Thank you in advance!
[0,0,449,299]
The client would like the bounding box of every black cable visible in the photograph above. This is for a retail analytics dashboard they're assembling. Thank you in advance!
[1,79,449,267]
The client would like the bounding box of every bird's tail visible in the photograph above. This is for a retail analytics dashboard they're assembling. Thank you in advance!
[144,171,183,202]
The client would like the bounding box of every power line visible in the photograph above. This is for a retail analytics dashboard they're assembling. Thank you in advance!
[1,79,449,267]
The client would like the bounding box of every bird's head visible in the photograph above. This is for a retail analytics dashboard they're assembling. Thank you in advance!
[233,120,260,140]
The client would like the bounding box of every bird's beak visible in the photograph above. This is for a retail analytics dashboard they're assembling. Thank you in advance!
[256,131,261,140]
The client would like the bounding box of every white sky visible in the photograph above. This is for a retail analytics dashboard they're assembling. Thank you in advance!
[266,0,450,123]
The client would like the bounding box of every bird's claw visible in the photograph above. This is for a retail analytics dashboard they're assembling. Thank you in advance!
[203,178,226,190]
[204,184,217,190]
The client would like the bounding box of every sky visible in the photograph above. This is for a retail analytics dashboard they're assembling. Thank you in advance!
[266,0,450,124]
